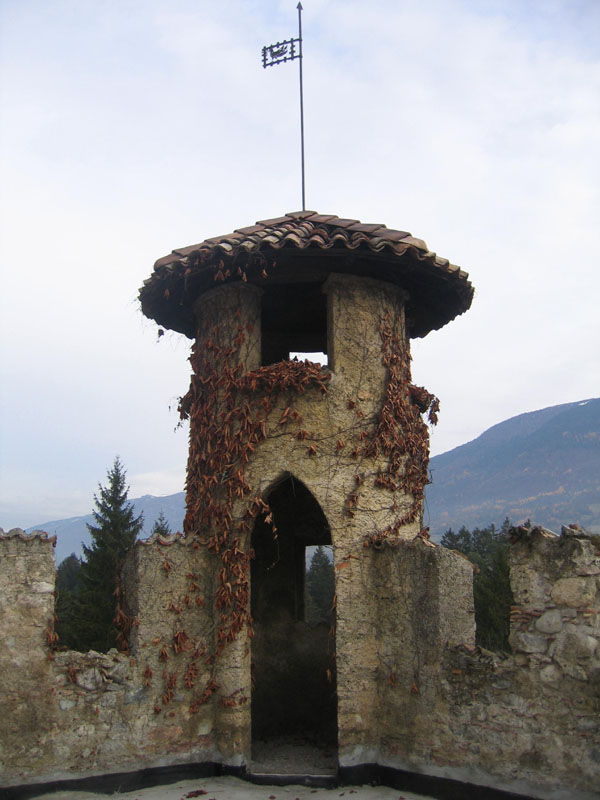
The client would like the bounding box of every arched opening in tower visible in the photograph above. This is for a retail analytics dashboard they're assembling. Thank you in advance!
[250,474,337,768]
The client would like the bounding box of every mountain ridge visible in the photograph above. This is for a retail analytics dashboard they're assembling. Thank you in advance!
[25,493,186,565]
[425,397,600,536]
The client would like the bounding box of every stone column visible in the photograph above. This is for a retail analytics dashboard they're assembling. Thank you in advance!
[322,275,412,764]
[191,282,262,765]
[0,532,57,780]
[193,282,262,372]
[324,273,408,395]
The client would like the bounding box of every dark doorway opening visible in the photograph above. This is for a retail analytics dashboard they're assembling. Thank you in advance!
[251,475,337,772]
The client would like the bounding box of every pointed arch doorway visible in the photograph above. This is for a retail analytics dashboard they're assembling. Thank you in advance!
[250,474,337,771]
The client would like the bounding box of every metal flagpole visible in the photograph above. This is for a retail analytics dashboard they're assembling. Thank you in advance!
[297,3,305,211]
[261,4,306,211]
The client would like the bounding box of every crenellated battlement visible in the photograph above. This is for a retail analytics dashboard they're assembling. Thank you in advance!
[1,523,599,798]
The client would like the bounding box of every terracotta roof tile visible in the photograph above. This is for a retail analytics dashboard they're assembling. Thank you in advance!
[347,222,386,234]
[173,243,204,257]
[306,213,339,223]
[153,253,181,268]
[255,214,292,226]
[140,211,474,340]
[400,236,427,250]
[284,210,318,219]
[327,217,359,228]
[0,528,56,545]
[381,228,411,242]
[234,225,264,235]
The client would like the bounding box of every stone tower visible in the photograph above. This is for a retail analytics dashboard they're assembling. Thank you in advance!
[139,210,474,768]
[2,212,598,798]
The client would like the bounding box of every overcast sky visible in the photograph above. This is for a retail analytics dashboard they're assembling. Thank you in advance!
[1,0,599,530]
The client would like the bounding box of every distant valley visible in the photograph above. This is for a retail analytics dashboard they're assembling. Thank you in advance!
[26,398,599,563]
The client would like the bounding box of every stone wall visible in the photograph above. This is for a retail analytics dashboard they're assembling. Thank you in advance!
[0,530,221,788]
[0,530,57,780]
[368,536,476,770]
[1,524,599,799]
[374,525,600,800]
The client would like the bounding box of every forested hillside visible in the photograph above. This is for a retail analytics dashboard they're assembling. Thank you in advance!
[426,398,600,536]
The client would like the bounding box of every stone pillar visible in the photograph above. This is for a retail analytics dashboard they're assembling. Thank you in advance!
[324,273,408,393]
[190,283,261,765]
[371,540,475,766]
[0,531,57,780]
[193,282,262,372]
[322,275,413,764]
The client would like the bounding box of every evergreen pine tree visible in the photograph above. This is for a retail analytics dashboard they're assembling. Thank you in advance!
[55,553,83,650]
[440,526,473,554]
[75,457,143,652]
[306,545,334,625]
[151,510,172,536]
[440,522,513,652]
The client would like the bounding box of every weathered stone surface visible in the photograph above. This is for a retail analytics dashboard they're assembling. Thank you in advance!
[3,522,600,798]
[552,576,597,608]
[428,525,600,798]
[555,629,598,663]
[0,530,221,787]
[509,630,548,653]
[77,666,104,691]
[536,608,563,633]
[539,663,562,684]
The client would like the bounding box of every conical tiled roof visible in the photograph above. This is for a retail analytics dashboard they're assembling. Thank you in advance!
[140,211,473,339]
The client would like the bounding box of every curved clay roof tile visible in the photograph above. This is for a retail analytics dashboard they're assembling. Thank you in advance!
[139,210,473,339]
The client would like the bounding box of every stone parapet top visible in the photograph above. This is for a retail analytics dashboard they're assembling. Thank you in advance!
[0,527,56,545]
[134,531,186,548]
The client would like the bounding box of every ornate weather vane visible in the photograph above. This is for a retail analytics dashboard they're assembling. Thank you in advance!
[262,3,306,211]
